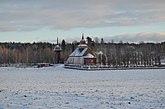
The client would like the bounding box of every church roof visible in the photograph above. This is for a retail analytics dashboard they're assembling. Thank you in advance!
[70,47,88,57]
[69,47,95,58]
[84,53,95,58]
[69,34,95,58]
[80,33,86,44]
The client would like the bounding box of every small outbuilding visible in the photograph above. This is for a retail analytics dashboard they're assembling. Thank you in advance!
[159,52,165,66]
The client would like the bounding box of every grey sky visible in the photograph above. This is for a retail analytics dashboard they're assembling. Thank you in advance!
[0,0,165,42]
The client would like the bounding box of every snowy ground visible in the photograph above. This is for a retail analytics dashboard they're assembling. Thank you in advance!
[0,65,165,109]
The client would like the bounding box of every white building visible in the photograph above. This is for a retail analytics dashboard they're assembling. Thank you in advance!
[159,52,165,66]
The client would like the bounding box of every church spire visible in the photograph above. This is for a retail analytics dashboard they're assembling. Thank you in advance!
[82,33,84,40]
[80,33,86,45]
[57,37,58,44]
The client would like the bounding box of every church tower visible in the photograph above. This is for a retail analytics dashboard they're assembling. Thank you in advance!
[54,37,62,64]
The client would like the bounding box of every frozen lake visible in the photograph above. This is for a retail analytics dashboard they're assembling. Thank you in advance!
[0,65,165,109]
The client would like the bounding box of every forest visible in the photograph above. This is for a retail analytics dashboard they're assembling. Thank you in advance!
[0,37,165,67]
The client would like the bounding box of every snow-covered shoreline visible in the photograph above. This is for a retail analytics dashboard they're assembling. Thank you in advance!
[0,66,165,109]
[64,64,165,71]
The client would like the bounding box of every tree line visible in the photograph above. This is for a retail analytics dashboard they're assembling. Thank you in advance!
[0,38,165,67]
[93,42,165,67]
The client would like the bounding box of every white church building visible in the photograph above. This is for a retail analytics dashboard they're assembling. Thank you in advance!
[65,35,96,66]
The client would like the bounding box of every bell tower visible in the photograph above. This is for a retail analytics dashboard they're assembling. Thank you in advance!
[54,37,62,64]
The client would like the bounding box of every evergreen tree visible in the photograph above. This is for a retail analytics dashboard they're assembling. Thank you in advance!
[61,39,66,50]
[87,36,92,47]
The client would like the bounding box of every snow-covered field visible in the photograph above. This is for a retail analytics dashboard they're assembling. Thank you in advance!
[0,65,165,109]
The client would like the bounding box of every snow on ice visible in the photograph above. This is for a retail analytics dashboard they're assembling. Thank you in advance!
[0,65,165,109]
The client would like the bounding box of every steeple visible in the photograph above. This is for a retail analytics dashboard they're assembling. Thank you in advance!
[79,34,87,48]
[54,37,61,52]
[54,37,61,64]
[57,37,59,45]
[82,33,84,40]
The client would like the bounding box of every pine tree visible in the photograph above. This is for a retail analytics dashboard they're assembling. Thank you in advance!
[61,39,66,50]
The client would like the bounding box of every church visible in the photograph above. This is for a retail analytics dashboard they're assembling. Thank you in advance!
[65,35,96,66]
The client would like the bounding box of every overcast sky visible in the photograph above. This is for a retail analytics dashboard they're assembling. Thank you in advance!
[0,0,165,43]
